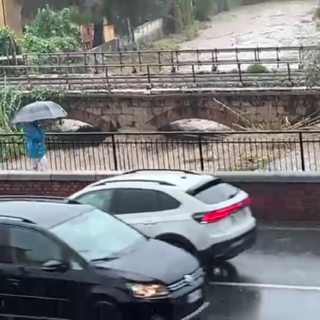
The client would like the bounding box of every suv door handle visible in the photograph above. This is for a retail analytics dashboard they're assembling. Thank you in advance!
[145,221,155,225]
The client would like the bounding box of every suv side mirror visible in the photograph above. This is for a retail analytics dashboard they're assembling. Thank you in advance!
[41,260,70,273]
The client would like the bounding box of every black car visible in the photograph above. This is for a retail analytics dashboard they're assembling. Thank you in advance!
[0,197,208,320]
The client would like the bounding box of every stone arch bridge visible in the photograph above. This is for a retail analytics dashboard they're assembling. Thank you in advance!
[61,90,318,131]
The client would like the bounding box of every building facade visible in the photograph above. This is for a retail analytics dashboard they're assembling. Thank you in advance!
[0,0,23,37]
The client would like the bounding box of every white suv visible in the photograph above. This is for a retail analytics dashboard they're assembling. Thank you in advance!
[69,169,256,270]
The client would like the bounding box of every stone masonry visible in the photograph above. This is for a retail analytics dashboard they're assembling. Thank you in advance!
[57,88,320,131]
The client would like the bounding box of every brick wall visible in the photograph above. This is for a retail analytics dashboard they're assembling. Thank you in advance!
[1,171,320,222]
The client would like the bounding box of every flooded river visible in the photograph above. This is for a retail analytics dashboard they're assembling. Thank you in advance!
[178,0,320,71]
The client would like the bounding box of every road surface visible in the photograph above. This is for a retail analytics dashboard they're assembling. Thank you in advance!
[205,224,320,320]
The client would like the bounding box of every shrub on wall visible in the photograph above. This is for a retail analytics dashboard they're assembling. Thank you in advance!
[0,27,21,57]
[246,63,269,73]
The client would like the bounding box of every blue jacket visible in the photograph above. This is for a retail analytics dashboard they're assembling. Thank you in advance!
[23,122,46,159]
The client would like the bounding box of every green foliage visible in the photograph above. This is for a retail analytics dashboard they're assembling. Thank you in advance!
[21,5,81,53]
[246,63,269,73]
[0,85,24,162]
[29,87,66,100]
[22,35,81,53]
[0,27,22,57]
[26,5,81,41]
[303,48,320,88]
[0,28,22,76]
[0,86,22,134]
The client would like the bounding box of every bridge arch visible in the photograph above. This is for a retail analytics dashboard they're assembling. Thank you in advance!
[66,109,112,131]
[147,102,239,129]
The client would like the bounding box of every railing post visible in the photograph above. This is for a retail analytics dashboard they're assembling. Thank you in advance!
[214,48,218,63]
[287,62,291,81]
[256,46,260,61]
[157,51,162,71]
[298,132,305,171]
[192,65,195,83]
[175,51,179,71]
[196,49,200,65]
[111,134,118,170]
[147,65,151,84]
[237,63,242,82]
[299,45,303,64]
[119,51,123,72]
[138,51,142,72]
[198,134,204,171]
[170,51,174,66]
[276,46,280,68]
[105,66,109,88]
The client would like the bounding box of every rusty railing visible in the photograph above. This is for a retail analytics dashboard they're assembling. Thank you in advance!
[0,60,305,89]
[0,45,313,69]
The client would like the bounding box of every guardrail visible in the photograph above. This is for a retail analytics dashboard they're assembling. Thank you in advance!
[0,61,305,89]
[0,131,319,171]
[0,45,314,69]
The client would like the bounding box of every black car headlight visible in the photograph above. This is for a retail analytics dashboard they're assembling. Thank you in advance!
[127,283,169,298]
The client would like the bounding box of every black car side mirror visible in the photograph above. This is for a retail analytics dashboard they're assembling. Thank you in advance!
[41,260,70,273]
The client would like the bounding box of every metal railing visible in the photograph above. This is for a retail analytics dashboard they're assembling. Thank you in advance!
[1,131,319,172]
[0,61,305,89]
[0,45,314,69]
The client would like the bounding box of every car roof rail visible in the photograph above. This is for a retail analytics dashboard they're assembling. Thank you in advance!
[94,179,175,186]
[0,195,81,204]
[0,215,35,224]
[122,169,199,175]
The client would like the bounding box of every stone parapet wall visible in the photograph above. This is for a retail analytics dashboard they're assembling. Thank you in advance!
[53,87,320,131]
[1,171,320,222]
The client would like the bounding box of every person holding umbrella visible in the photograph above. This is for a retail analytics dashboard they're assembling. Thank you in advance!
[12,101,67,171]
[23,121,47,171]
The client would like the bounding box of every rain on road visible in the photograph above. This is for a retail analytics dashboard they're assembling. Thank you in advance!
[178,3,320,318]
[205,225,320,320]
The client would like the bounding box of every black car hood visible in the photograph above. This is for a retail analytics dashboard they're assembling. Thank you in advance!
[91,238,199,284]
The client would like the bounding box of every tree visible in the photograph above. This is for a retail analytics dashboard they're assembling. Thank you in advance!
[21,6,82,53]
[18,0,105,46]
[17,0,194,48]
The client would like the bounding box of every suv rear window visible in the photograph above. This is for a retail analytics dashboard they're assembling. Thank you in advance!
[191,180,239,204]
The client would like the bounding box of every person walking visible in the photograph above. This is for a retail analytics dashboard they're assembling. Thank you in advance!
[23,121,47,171]
[11,100,67,171]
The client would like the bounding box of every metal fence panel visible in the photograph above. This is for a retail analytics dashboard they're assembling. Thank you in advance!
[0,131,319,171]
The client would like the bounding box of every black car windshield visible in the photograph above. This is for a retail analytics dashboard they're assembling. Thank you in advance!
[50,208,145,261]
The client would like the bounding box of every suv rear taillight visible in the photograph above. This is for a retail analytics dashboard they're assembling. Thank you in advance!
[193,197,251,224]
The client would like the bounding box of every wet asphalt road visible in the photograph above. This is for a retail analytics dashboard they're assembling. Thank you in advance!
[204,225,320,320]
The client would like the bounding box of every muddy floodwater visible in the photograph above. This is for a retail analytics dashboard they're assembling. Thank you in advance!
[178,0,319,71]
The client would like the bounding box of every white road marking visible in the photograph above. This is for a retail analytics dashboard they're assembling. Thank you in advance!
[258,225,320,232]
[209,281,320,291]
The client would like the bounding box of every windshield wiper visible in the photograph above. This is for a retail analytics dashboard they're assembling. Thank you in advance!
[91,256,119,262]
